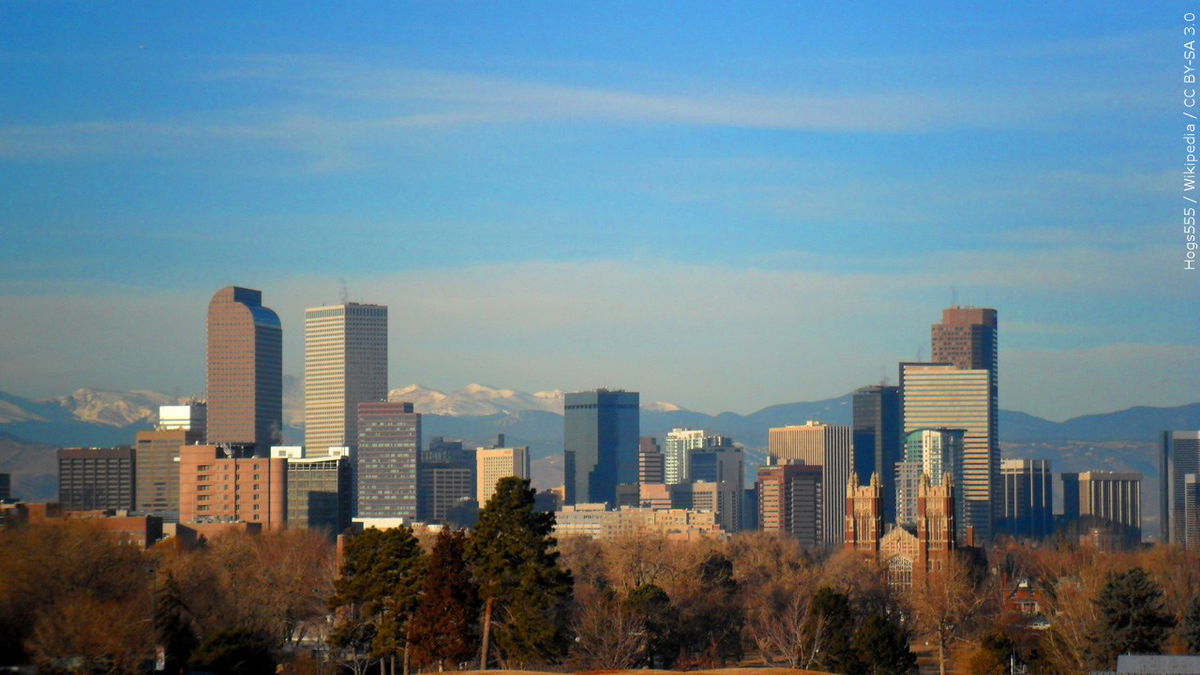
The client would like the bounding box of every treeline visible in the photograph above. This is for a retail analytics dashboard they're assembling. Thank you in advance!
[3,477,1200,674]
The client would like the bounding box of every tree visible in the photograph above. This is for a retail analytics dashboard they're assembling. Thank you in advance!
[467,476,573,668]
[328,526,426,674]
[625,584,680,668]
[675,552,743,667]
[854,612,917,675]
[189,626,276,675]
[154,572,197,675]
[962,632,1014,675]
[1184,596,1200,654]
[909,554,991,675]
[409,529,481,671]
[805,586,862,674]
[569,586,646,670]
[1086,567,1176,669]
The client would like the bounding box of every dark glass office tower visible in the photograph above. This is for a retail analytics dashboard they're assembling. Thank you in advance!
[563,389,639,506]
[852,384,900,524]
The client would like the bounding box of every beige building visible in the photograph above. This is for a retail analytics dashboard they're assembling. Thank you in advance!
[179,444,286,529]
[900,363,996,541]
[304,303,388,452]
[476,445,530,505]
[554,503,725,541]
[768,421,851,546]
[1062,471,1142,547]
[206,286,282,452]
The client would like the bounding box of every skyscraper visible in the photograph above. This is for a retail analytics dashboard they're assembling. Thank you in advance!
[563,389,639,506]
[852,384,901,524]
[477,444,530,506]
[304,303,388,452]
[356,401,420,519]
[135,404,206,521]
[57,447,135,511]
[901,363,996,541]
[418,437,476,524]
[896,428,965,530]
[1161,430,1200,545]
[1062,471,1142,547]
[688,444,744,532]
[999,458,1053,539]
[206,286,282,453]
[929,306,1000,535]
[638,437,665,484]
[768,421,853,546]
[272,446,352,534]
[663,428,730,485]
[757,461,823,549]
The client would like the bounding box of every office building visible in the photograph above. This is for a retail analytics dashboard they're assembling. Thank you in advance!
[1185,474,1200,551]
[179,444,286,528]
[757,461,823,549]
[896,428,965,533]
[563,389,639,506]
[157,402,207,435]
[135,427,203,521]
[663,428,730,485]
[356,401,420,520]
[639,437,665,484]
[1162,430,1200,546]
[932,306,998,372]
[206,286,282,452]
[418,437,476,524]
[1062,471,1142,547]
[999,458,1053,538]
[0,473,9,501]
[852,384,901,524]
[901,362,997,541]
[477,442,530,506]
[304,303,388,451]
[272,447,352,533]
[689,444,744,532]
[554,503,725,541]
[57,447,135,512]
[768,421,852,546]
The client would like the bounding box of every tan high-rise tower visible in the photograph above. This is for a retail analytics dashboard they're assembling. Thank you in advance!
[206,286,282,452]
[304,303,388,451]
[768,421,852,547]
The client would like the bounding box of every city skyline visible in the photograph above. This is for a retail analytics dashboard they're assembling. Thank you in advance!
[1,4,1197,421]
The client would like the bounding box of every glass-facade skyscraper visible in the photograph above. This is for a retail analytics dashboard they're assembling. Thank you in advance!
[563,389,639,506]
[852,384,900,524]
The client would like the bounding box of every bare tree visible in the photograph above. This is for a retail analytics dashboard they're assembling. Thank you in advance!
[569,587,647,670]
[908,555,991,675]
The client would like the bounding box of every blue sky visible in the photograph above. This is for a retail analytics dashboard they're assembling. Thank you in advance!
[1,2,1196,420]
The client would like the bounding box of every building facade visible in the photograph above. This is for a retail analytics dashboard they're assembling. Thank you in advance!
[304,303,388,452]
[276,447,352,534]
[897,428,965,533]
[356,401,420,520]
[663,428,730,485]
[1062,470,1142,547]
[134,427,203,521]
[756,461,823,550]
[767,421,852,546]
[900,362,996,541]
[844,471,884,555]
[563,389,639,506]
[418,437,475,524]
[178,444,286,528]
[852,384,901,524]
[206,286,282,452]
[638,437,665,484]
[57,447,135,512]
[1162,430,1200,546]
[999,458,1053,538]
[477,445,530,506]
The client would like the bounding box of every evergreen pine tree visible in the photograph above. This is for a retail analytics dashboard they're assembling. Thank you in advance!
[467,476,573,668]
[1086,567,1176,669]
[854,612,917,674]
[806,587,863,674]
[329,526,426,669]
[625,583,680,668]
[1182,596,1200,654]
[154,572,197,675]
[409,528,481,670]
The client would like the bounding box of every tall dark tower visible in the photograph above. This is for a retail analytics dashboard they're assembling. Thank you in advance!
[563,389,639,506]
[206,286,282,453]
[852,384,900,524]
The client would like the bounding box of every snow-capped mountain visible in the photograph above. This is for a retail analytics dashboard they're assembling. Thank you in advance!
[386,383,685,417]
[50,388,182,427]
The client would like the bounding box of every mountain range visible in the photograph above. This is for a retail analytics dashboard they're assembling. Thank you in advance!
[1,384,1196,537]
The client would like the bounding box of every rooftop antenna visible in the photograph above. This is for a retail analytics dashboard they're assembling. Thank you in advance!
[916,343,925,362]
[338,278,349,304]
[951,286,958,308]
